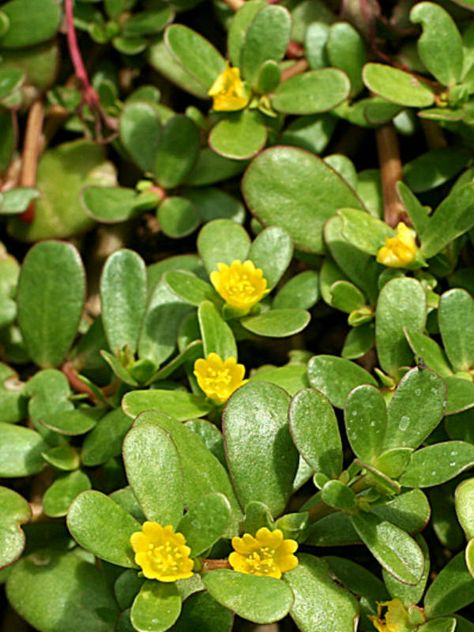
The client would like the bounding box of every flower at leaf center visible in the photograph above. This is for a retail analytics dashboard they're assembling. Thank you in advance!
[229,527,298,579]
[208,66,250,112]
[376,222,418,268]
[130,522,194,582]
[210,260,268,310]
[194,353,247,404]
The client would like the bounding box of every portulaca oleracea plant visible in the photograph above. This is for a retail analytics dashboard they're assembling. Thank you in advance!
[0,0,474,631]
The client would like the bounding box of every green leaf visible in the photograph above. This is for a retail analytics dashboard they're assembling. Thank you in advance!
[40,408,101,436]
[250,363,309,396]
[375,278,426,377]
[119,102,161,173]
[136,411,242,532]
[8,141,111,242]
[307,355,377,408]
[0,486,30,569]
[148,39,209,99]
[131,581,181,632]
[455,478,474,540]
[17,241,85,368]
[154,115,200,188]
[327,22,366,96]
[345,385,387,462]
[383,368,445,451]
[165,271,216,307]
[445,377,474,415]
[272,69,350,114]
[404,328,453,377]
[321,480,356,511]
[0,0,61,48]
[410,2,464,86]
[228,0,266,67]
[158,197,200,238]
[400,441,474,487]
[241,5,291,84]
[418,620,457,632]
[339,207,393,254]
[6,550,119,632]
[184,186,245,224]
[0,363,28,423]
[362,63,435,107]
[420,183,474,258]
[82,187,153,224]
[383,534,430,608]
[198,300,237,359]
[424,552,474,617]
[123,389,211,421]
[178,492,231,556]
[203,570,293,624]
[273,271,319,310]
[223,381,298,516]
[67,490,141,568]
[248,226,293,289]
[82,408,133,467]
[289,388,343,478]
[197,219,250,274]
[241,308,310,338]
[403,147,471,193]
[172,591,233,632]
[439,289,474,372]
[329,280,365,313]
[0,422,46,477]
[0,68,23,101]
[284,554,359,632]
[42,445,79,471]
[243,146,365,254]
[165,25,225,91]
[342,323,374,360]
[210,110,267,161]
[43,471,91,518]
[184,148,245,186]
[350,512,425,585]
[100,249,147,354]
[123,424,183,527]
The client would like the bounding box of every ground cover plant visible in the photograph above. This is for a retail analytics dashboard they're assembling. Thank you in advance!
[0,0,474,630]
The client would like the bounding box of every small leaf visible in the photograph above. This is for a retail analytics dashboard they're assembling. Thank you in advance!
[228,0,266,68]
[209,110,267,161]
[400,441,474,487]
[165,271,216,307]
[375,278,426,377]
[0,422,46,477]
[289,388,343,478]
[445,377,474,415]
[119,102,161,172]
[0,486,31,569]
[362,63,435,107]
[198,300,237,359]
[273,271,319,310]
[284,554,359,632]
[43,471,91,518]
[403,147,471,193]
[123,424,184,526]
[307,355,377,408]
[223,382,298,516]
[123,390,211,421]
[197,219,250,274]
[351,512,425,585]
[100,249,147,354]
[131,581,181,632]
[327,22,366,96]
[241,308,310,338]
[67,490,141,568]
[17,241,85,368]
[154,115,200,188]
[272,69,350,114]
[424,552,474,618]
[178,493,231,556]
[404,328,452,378]
[339,207,393,254]
[157,197,200,238]
[410,2,464,86]
[455,478,474,540]
[0,0,61,48]
[81,408,133,467]
[345,385,387,462]
[173,591,233,632]
[203,570,293,624]
[82,186,156,224]
[248,226,293,289]
[439,289,474,373]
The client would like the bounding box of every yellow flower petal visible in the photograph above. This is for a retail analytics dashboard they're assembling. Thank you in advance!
[208,66,250,112]
[210,259,269,311]
[130,521,194,583]
[229,528,298,579]
[369,599,410,632]
[193,352,247,404]
[376,222,418,268]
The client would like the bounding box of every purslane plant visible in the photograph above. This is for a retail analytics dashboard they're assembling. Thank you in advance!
[0,0,473,631]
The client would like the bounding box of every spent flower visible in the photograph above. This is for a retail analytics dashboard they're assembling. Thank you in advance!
[229,527,298,579]
[208,66,250,112]
[369,599,412,632]
[194,352,247,404]
[130,521,194,582]
[376,222,418,268]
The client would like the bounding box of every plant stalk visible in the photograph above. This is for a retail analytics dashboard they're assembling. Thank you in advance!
[376,124,406,227]
[18,100,44,223]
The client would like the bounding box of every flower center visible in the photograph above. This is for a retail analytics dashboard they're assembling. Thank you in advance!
[202,366,232,391]
[246,546,278,575]
[147,541,184,575]
[225,273,258,300]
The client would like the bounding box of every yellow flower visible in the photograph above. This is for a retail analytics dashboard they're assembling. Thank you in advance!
[210,260,268,311]
[376,222,418,268]
[369,599,411,632]
[194,352,247,404]
[229,527,298,579]
[130,521,194,582]
[208,66,250,112]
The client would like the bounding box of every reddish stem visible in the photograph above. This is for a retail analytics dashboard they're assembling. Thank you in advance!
[18,100,44,223]
[201,559,232,572]
[376,124,406,227]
